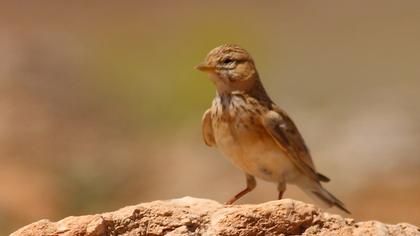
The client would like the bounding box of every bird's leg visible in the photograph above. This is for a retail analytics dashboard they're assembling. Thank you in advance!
[225,174,256,205]
[277,181,286,199]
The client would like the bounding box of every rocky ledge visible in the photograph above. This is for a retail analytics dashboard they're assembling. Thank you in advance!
[11,197,420,236]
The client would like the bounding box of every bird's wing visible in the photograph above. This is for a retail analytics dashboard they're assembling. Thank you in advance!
[261,106,327,182]
[202,109,216,147]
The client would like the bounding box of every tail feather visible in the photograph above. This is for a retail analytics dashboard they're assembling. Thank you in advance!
[306,185,350,214]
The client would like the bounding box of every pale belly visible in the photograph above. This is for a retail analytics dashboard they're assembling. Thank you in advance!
[213,118,299,183]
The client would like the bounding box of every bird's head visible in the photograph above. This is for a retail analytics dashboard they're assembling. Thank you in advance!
[196,44,259,95]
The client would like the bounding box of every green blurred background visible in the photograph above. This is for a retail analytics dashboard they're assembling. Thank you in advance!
[1,1,420,234]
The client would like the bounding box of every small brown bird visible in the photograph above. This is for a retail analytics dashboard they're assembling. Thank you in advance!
[196,44,349,213]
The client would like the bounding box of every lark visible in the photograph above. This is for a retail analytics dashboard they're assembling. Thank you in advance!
[196,44,349,213]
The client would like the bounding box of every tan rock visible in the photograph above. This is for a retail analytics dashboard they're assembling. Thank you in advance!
[11,197,420,236]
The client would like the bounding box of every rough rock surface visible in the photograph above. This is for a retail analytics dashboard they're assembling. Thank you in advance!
[11,197,420,236]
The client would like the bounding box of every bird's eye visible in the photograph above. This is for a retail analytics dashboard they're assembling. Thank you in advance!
[222,58,233,64]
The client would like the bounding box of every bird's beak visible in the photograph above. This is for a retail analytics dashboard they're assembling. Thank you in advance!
[195,62,215,73]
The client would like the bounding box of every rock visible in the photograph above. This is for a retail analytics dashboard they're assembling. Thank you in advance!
[11,197,420,236]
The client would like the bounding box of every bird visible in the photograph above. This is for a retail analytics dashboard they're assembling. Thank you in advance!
[195,44,350,214]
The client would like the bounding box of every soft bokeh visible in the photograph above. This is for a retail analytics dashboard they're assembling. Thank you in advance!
[1,1,419,234]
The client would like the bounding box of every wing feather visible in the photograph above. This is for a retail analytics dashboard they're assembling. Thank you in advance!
[262,106,327,182]
[202,109,216,147]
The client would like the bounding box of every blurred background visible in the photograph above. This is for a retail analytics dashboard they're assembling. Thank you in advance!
[1,1,420,234]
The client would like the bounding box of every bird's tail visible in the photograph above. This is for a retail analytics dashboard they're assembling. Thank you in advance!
[304,184,350,214]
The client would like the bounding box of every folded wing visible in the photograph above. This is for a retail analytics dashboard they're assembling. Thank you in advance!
[261,106,328,182]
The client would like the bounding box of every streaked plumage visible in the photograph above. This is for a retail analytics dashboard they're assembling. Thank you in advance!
[197,44,349,213]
